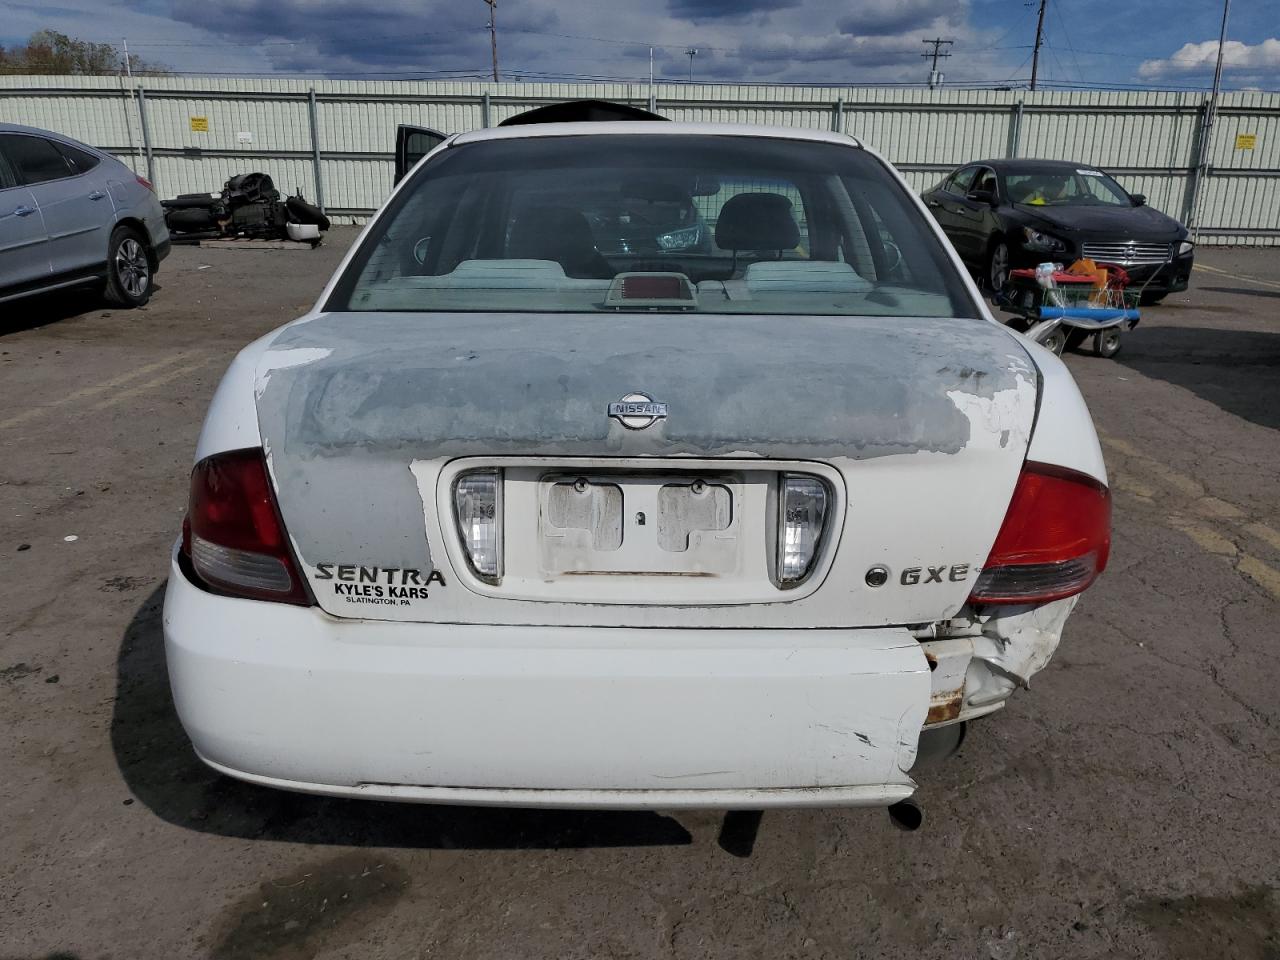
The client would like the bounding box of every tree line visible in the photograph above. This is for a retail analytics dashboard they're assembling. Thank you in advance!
[0,31,169,75]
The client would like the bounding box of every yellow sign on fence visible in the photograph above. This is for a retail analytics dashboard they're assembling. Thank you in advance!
[190,116,209,132]
[1235,133,1257,150]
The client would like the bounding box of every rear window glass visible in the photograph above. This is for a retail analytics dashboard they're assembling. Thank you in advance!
[55,141,102,174]
[0,146,18,190]
[0,134,72,185]
[329,134,976,319]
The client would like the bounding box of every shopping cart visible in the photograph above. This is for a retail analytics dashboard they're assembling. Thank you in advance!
[1000,264,1141,358]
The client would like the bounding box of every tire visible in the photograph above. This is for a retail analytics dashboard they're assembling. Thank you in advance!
[1040,326,1067,356]
[285,196,331,231]
[1092,329,1122,358]
[165,207,219,232]
[160,196,220,210]
[103,226,153,308]
[987,241,1010,292]
[1139,291,1167,306]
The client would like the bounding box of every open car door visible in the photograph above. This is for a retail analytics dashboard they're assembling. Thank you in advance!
[394,125,446,185]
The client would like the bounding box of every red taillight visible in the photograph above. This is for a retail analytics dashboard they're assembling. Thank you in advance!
[182,448,311,605]
[136,175,154,192]
[969,462,1110,605]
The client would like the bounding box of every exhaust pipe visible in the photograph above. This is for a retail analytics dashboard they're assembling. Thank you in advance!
[887,798,923,832]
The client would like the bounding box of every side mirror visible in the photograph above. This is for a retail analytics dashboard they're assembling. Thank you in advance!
[967,188,997,206]
[1130,193,1147,207]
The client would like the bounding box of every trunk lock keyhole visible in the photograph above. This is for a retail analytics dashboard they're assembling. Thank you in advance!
[635,511,646,526]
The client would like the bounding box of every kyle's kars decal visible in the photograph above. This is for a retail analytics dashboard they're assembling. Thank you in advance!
[315,564,446,605]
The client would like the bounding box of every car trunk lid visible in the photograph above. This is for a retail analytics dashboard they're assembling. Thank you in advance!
[254,311,1039,626]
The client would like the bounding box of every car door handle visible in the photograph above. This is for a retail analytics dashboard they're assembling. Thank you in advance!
[925,199,942,208]
[88,190,107,201]
[13,205,37,217]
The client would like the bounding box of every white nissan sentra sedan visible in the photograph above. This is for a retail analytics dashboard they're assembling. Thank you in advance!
[164,109,1110,814]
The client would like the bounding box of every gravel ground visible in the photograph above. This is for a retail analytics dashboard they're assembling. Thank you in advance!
[1,232,1278,960]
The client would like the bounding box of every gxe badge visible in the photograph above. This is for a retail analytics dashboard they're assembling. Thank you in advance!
[609,392,668,430]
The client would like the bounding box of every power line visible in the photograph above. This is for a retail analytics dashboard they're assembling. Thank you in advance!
[1004,48,1036,86]
[1050,0,1085,86]
[988,4,1039,52]
[1046,43,1069,85]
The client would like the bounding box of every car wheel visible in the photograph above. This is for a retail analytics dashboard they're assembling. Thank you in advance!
[1139,291,1167,306]
[1092,329,1122,358]
[104,226,152,307]
[1040,326,1067,356]
[987,241,1010,292]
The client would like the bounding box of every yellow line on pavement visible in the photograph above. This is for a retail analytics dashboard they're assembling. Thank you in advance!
[1110,470,1156,500]
[1098,432,1204,499]
[0,353,197,429]
[1166,516,1238,557]
[1243,522,1280,553]
[1193,262,1280,290]
[1238,555,1280,600]
[88,358,212,411]
[1103,432,1280,600]
[1199,496,1245,520]
[1166,518,1280,599]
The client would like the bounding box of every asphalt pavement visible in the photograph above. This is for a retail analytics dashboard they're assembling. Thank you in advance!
[1,233,1277,959]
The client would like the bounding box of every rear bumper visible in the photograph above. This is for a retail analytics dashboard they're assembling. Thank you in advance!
[164,554,931,809]
[193,754,914,810]
[141,195,171,265]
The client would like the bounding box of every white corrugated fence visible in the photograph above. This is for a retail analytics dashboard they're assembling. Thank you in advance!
[2,76,1276,245]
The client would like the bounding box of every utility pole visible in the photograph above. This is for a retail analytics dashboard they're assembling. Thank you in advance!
[1190,0,1232,238]
[921,37,952,88]
[119,38,140,174]
[1029,0,1047,91]
[1208,0,1232,106]
[480,0,498,82]
[685,47,698,82]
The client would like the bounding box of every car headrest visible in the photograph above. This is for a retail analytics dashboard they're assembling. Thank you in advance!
[508,206,609,279]
[714,193,800,251]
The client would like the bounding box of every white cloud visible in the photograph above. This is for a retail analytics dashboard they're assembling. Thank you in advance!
[1138,37,1280,79]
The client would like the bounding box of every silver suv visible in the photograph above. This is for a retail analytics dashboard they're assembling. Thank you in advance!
[0,122,170,307]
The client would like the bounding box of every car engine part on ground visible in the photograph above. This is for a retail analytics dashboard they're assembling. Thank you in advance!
[161,172,330,246]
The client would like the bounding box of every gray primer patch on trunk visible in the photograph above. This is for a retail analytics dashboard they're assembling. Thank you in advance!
[256,311,1033,569]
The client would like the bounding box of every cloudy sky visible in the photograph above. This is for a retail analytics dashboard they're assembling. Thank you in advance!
[3,0,1278,89]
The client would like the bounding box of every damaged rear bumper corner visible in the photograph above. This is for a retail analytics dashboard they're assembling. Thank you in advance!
[920,597,1077,726]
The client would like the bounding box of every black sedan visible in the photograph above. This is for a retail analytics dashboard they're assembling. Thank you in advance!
[922,159,1193,303]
